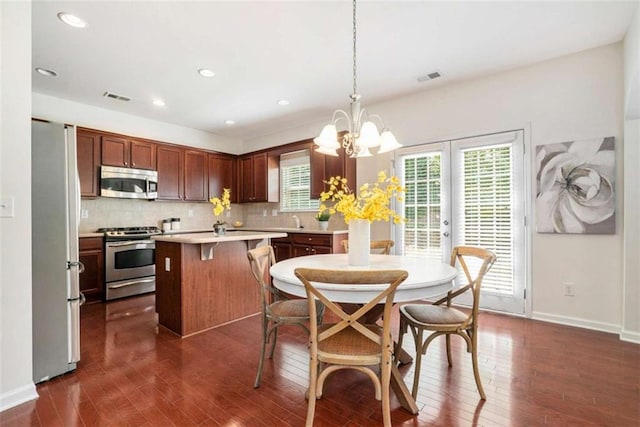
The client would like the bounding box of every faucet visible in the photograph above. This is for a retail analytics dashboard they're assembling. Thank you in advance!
[292,215,301,229]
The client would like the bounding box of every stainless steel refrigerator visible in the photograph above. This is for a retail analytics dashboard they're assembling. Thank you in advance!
[32,120,83,383]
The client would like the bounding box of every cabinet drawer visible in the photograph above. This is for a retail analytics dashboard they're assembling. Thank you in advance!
[79,237,103,251]
[292,234,331,247]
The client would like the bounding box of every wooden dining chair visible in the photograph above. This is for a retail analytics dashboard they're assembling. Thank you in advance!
[294,267,408,427]
[396,246,496,400]
[341,239,395,254]
[247,246,324,388]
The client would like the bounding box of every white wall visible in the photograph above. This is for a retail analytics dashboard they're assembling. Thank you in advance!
[622,5,640,342]
[32,93,244,154]
[0,1,38,411]
[250,43,627,335]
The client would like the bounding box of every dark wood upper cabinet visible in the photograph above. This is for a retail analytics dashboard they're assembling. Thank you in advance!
[208,154,236,203]
[184,149,208,201]
[156,145,184,200]
[101,135,129,167]
[76,128,101,197]
[239,152,278,203]
[130,139,156,170]
[101,135,156,170]
[310,142,356,199]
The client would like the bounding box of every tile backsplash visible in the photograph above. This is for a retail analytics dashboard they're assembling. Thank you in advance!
[79,198,347,233]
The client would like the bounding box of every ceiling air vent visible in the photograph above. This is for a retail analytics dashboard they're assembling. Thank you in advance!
[103,91,131,102]
[417,71,441,83]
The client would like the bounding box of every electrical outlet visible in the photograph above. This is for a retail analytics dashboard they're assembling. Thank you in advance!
[263,209,267,217]
[81,209,89,219]
[165,257,171,272]
[188,209,194,217]
[563,282,574,296]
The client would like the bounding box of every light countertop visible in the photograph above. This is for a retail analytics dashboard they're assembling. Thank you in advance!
[151,230,287,244]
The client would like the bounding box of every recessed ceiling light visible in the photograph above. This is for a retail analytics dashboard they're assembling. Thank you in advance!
[35,67,58,77]
[277,99,290,106]
[224,120,236,125]
[198,69,215,78]
[57,12,87,28]
[152,99,166,107]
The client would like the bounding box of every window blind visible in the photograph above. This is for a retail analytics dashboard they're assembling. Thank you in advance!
[280,150,319,212]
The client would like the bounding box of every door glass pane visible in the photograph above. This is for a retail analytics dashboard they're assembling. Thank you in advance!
[458,144,514,294]
[402,153,442,262]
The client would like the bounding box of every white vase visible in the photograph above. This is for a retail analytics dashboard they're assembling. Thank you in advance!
[319,220,329,231]
[348,219,370,266]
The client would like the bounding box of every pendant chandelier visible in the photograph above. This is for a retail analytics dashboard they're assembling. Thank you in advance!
[314,0,402,158]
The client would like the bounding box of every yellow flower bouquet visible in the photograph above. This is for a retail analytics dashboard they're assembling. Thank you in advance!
[209,188,231,227]
[318,171,405,224]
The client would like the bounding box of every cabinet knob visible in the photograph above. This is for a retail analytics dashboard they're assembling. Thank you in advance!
[124,162,128,166]
[132,162,136,166]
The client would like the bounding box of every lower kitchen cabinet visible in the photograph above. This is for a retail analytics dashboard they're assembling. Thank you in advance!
[272,233,346,262]
[79,237,104,303]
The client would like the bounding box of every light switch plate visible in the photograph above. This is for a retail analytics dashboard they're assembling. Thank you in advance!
[0,196,15,218]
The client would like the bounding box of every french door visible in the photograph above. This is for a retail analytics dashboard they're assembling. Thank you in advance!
[395,130,526,314]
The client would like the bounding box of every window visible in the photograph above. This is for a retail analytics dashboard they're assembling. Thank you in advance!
[280,150,319,212]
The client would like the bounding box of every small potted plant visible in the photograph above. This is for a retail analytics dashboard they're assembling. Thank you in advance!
[315,210,331,230]
[210,188,231,235]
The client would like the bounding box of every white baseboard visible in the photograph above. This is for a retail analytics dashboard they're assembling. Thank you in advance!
[0,383,38,413]
[532,311,620,335]
[620,328,640,344]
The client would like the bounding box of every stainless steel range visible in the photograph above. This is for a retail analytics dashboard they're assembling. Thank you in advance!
[98,226,161,300]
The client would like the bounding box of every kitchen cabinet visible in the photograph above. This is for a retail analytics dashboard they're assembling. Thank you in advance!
[239,152,279,203]
[102,135,156,170]
[208,153,237,203]
[310,141,356,199]
[272,236,293,262]
[77,128,101,197]
[184,149,208,201]
[156,145,184,200]
[79,237,104,303]
[271,233,346,262]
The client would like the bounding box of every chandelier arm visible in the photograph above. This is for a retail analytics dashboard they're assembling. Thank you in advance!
[366,113,387,130]
[331,109,353,132]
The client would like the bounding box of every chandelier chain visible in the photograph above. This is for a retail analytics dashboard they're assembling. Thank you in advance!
[352,0,357,95]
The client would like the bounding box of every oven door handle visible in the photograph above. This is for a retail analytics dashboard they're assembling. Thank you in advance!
[108,277,156,289]
[107,240,155,247]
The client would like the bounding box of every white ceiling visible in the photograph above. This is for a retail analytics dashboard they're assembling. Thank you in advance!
[32,1,637,142]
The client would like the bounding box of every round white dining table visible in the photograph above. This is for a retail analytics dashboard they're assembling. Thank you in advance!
[270,253,458,304]
[270,253,458,415]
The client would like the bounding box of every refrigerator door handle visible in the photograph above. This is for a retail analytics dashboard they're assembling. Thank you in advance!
[67,260,85,274]
[69,298,81,364]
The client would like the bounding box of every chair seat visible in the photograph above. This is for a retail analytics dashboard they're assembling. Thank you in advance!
[400,304,469,327]
[317,323,383,365]
[270,299,314,318]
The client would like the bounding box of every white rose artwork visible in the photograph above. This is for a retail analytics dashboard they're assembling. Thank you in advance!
[535,137,615,234]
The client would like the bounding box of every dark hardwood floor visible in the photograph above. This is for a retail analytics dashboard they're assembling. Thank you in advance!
[2,294,639,426]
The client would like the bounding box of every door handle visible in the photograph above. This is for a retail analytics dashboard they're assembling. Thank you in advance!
[443,232,450,237]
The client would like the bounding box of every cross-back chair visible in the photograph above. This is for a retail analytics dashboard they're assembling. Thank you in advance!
[341,239,395,255]
[247,245,324,388]
[397,246,496,400]
[294,268,408,427]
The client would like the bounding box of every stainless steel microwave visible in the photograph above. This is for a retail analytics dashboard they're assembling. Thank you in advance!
[100,165,158,199]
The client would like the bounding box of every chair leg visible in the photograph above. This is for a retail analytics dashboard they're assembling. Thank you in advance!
[269,325,279,359]
[446,334,453,367]
[254,316,268,388]
[395,315,406,365]
[305,355,319,427]
[381,354,392,427]
[470,330,486,400]
[411,327,424,400]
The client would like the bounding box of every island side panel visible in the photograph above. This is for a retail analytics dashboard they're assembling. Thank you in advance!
[155,241,183,335]
[179,240,261,337]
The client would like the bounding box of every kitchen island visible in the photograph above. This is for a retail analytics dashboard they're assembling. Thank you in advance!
[152,231,286,337]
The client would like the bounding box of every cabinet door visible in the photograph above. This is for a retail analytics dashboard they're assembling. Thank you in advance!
[184,150,208,201]
[101,135,130,167]
[130,139,156,170]
[239,155,254,202]
[157,145,184,200]
[310,143,356,199]
[77,129,101,197]
[272,238,293,262]
[208,154,236,202]
[252,153,268,202]
[79,237,104,303]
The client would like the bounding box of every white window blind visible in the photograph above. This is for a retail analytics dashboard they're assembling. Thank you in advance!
[280,150,319,212]
[453,141,516,294]
[402,152,443,263]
